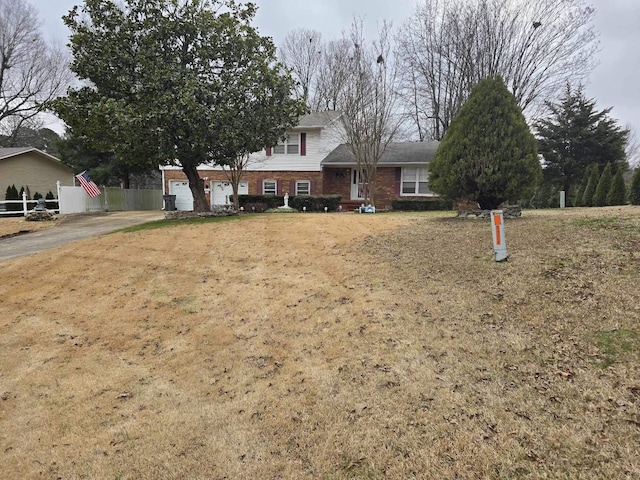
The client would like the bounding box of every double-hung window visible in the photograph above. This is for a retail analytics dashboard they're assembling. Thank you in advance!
[263,180,277,195]
[295,180,311,196]
[273,133,300,155]
[401,167,431,195]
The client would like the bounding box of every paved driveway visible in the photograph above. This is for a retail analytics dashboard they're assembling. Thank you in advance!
[0,211,165,261]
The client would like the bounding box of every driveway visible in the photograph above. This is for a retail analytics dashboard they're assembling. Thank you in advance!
[0,211,165,261]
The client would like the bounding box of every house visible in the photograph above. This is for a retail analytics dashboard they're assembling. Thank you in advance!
[160,112,439,210]
[0,147,75,198]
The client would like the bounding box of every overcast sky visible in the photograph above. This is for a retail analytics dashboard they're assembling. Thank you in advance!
[30,0,640,136]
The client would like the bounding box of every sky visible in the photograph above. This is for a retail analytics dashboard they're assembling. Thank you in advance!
[29,0,640,137]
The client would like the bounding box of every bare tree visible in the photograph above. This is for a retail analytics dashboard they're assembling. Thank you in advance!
[333,19,403,207]
[625,127,640,169]
[396,0,598,140]
[0,0,72,143]
[279,28,323,108]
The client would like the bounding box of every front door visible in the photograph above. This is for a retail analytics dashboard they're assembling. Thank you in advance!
[351,169,365,201]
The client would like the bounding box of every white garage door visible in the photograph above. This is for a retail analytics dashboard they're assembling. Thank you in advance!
[212,181,248,207]
[169,180,193,211]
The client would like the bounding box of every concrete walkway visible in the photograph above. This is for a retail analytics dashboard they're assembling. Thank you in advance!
[0,211,165,261]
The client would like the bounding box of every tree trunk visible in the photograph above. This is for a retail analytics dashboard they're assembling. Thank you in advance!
[182,164,209,212]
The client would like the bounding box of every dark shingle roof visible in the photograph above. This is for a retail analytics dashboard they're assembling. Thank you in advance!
[321,141,439,166]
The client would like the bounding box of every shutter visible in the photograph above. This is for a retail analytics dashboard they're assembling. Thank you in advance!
[257,179,262,195]
[395,168,402,195]
[266,147,272,156]
[310,180,316,195]
[300,132,306,156]
[276,180,282,195]
[290,180,296,195]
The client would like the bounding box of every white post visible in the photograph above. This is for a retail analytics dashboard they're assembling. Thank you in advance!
[560,191,566,208]
[491,210,508,262]
[22,191,28,216]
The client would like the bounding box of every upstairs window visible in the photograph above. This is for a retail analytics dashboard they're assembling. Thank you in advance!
[273,133,300,155]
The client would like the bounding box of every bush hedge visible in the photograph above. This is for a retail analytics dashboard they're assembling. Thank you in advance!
[391,198,453,211]
[234,194,342,212]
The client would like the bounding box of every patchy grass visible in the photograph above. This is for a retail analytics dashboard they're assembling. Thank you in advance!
[590,329,640,369]
[115,214,245,233]
[1,206,639,479]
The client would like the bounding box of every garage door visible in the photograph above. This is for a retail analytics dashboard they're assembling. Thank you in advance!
[212,181,248,207]
[169,180,193,211]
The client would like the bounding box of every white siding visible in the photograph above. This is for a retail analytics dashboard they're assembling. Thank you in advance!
[161,120,345,173]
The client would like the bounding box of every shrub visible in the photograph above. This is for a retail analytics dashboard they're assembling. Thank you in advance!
[629,168,640,205]
[582,164,600,207]
[607,169,627,206]
[234,194,342,212]
[391,198,453,211]
[5,184,20,211]
[45,191,57,209]
[593,162,612,206]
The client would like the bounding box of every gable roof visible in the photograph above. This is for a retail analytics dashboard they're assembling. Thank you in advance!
[321,141,440,167]
[293,111,343,129]
[0,147,69,167]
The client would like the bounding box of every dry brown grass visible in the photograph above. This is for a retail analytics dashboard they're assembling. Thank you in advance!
[0,216,58,238]
[1,207,639,479]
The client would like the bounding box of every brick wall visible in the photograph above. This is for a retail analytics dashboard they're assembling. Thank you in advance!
[322,166,400,209]
[164,169,324,196]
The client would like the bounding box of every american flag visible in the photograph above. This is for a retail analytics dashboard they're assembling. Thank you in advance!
[75,171,102,198]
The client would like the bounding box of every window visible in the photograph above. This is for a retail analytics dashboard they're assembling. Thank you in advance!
[401,167,431,195]
[263,180,277,195]
[295,180,310,195]
[273,133,300,154]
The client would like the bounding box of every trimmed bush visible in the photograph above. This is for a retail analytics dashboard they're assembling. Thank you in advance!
[391,198,453,211]
[234,194,342,212]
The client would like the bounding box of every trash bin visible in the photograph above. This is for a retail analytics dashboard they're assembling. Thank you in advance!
[163,194,176,211]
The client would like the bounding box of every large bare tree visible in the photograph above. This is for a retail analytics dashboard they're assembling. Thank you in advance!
[0,0,71,144]
[278,28,323,108]
[334,20,403,206]
[396,0,598,140]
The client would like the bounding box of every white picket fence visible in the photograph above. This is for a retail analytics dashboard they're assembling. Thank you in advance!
[0,183,163,215]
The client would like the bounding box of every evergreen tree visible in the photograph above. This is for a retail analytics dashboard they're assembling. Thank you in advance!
[52,0,304,212]
[5,184,20,211]
[573,165,592,207]
[429,76,541,210]
[593,162,612,206]
[582,164,600,207]
[629,168,640,205]
[536,84,629,204]
[607,168,627,206]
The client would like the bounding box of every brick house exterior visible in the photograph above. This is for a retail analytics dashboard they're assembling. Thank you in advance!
[161,112,439,210]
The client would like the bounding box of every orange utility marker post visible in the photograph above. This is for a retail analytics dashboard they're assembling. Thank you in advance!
[491,210,508,262]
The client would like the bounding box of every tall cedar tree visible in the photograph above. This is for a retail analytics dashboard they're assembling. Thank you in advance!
[593,162,612,207]
[536,84,628,205]
[607,168,627,206]
[630,168,640,205]
[429,76,541,210]
[581,164,600,207]
[52,0,304,212]
[573,164,593,207]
